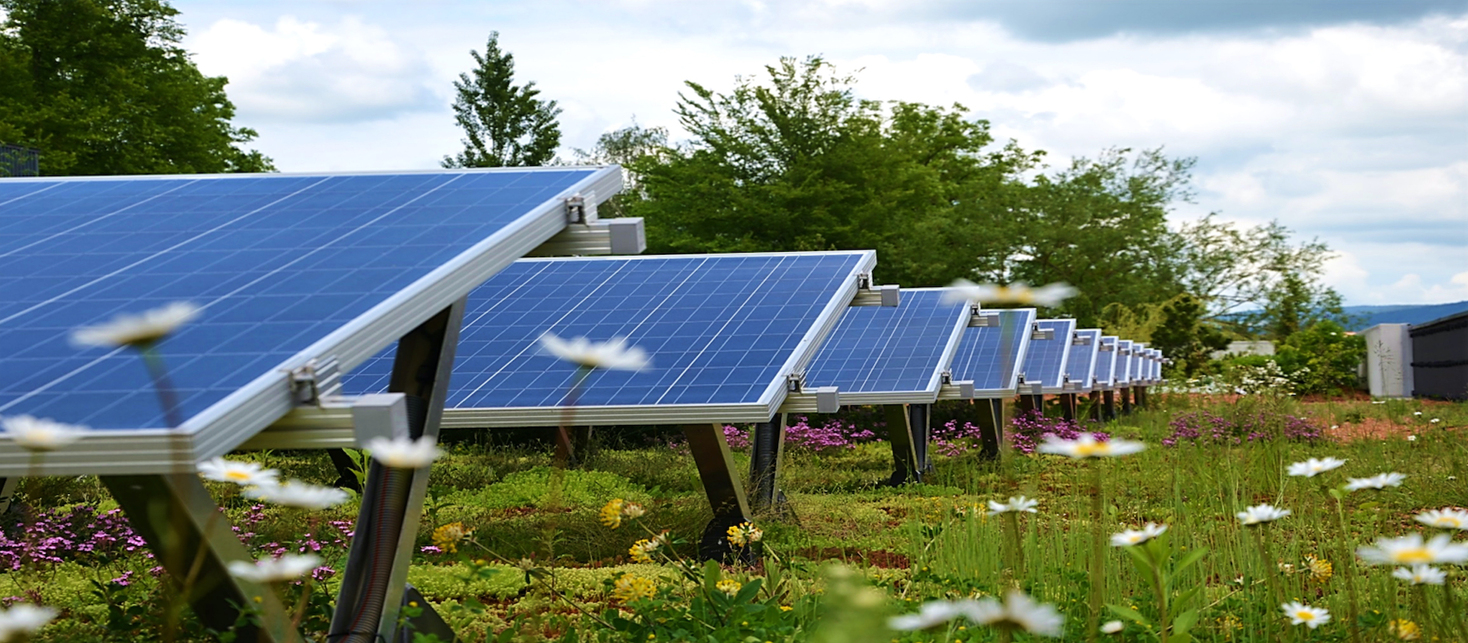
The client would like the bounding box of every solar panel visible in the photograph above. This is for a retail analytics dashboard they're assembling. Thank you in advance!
[949,308,1036,398]
[1148,349,1163,383]
[338,251,875,426]
[0,167,622,475]
[1114,340,1135,385]
[1023,319,1076,394]
[801,288,969,405]
[1067,329,1102,392]
[1094,336,1119,388]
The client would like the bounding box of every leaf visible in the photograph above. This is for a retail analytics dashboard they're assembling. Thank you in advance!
[1172,609,1200,636]
[734,577,765,603]
[1123,545,1155,578]
[1172,547,1209,579]
[1328,487,1347,501]
[702,559,723,593]
[1171,586,1202,614]
[1106,603,1152,627]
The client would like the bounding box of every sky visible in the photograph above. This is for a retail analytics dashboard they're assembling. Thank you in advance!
[170,0,1468,307]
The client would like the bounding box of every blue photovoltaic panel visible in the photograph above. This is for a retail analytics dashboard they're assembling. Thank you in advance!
[0,169,599,431]
[342,252,869,410]
[1068,329,1102,391]
[1115,340,1134,384]
[1094,336,1118,387]
[1023,319,1076,391]
[804,289,967,396]
[949,308,1036,396]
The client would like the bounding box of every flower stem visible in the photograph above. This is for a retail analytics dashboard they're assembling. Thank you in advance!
[1148,548,1169,643]
[1087,460,1105,643]
[140,347,183,428]
[1331,496,1363,643]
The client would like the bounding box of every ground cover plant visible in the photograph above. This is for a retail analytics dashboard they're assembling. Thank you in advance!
[1,393,1463,641]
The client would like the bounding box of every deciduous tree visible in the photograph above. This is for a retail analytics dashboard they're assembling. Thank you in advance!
[442,32,561,168]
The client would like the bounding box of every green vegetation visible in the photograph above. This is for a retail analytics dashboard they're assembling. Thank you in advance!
[442,31,562,168]
[8,396,1465,641]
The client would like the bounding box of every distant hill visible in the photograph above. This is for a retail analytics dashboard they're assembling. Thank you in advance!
[1343,301,1468,331]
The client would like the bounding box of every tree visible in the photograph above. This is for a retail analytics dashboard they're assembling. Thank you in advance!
[1147,293,1229,376]
[629,56,1039,288]
[568,121,669,219]
[442,32,561,168]
[0,0,272,175]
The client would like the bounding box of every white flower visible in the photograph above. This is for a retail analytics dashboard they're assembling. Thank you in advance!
[942,279,1077,307]
[1,415,87,452]
[1415,508,1468,530]
[72,301,201,348]
[1036,433,1145,459]
[244,480,349,510]
[889,599,977,630]
[1237,504,1292,526]
[1286,457,1347,478]
[1413,411,1422,416]
[1101,620,1124,634]
[197,457,278,487]
[227,554,321,583]
[0,603,58,638]
[1391,565,1447,585]
[1345,472,1407,491]
[1430,418,1440,424]
[1357,533,1468,565]
[366,436,443,469]
[986,496,1040,515]
[1408,435,1417,442]
[1110,523,1168,547]
[969,590,1066,637]
[539,333,650,371]
[1281,601,1330,629]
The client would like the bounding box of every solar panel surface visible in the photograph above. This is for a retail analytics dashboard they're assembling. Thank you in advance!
[802,288,968,403]
[948,308,1036,398]
[1068,329,1102,392]
[0,168,617,473]
[1094,336,1118,388]
[1024,319,1076,393]
[341,251,874,425]
[1115,340,1134,384]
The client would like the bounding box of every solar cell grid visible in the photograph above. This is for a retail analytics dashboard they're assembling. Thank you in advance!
[1094,336,1118,388]
[341,251,873,422]
[0,168,610,449]
[1023,319,1076,393]
[948,308,1036,397]
[1115,340,1134,384]
[802,288,969,401]
[1068,329,1102,391]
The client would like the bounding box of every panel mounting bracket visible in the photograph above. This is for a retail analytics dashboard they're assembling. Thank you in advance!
[286,356,343,406]
[1099,340,1115,352]
[970,309,1000,327]
[1072,332,1092,346]
[1031,323,1054,341]
[851,275,899,307]
[564,192,597,224]
[786,372,806,393]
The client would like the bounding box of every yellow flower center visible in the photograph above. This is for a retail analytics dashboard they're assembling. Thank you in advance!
[1296,611,1315,621]
[1074,442,1106,457]
[225,470,251,481]
[1394,548,1432,564]
[1433,517,1462,528]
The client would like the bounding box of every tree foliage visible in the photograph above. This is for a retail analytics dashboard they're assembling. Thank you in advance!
[1147,293,1229,376]
[0,0,272,175]
[443,32,561,168]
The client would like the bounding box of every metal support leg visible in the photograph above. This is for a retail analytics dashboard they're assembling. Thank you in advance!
[974,398,1005,461]
[1135,387,1148,410]
[1017,393,1043,416]
[1088,391,1102,422]
[0,477,17,514]
[330,300,465,643]
[684,423,753,560]
[1120,387,1133,415]
[1102,390,1116,420]
[909,404,931,473]
[326,448,364,492]
[100,474,300,643]
[748,415,787,513]
[1059,394,1077,421]
[554,426,594,467]
[883,405,921,485]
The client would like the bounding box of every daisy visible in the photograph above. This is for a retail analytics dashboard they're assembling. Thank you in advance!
[1286,457,1346,478]
[365,436,443,469]
[1345,472,1406,491]
[1281,602,1330,629]
[227,554,321,583]
[889,599,979,630]
[72,301,201,348]
[197,457,278,487]
[540,333,649,371]
[1391,565,1446,585]
[2,415,87,452]
[1036,433,1145,459]
[1110,523,1168,547]
[968,590,1066,637]
[986,496,1040,515]
[1358,533,1468,565]
[942,280,1077,307]
[1415,508,1468,530]
[1101,620,1124,634]
[0,603,57,638]
[244,480,349,510]
[1237,504,1292,526]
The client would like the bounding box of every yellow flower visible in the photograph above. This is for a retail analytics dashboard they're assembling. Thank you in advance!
[716,579,742,596]
[629,538,660,563]
[612,573,657,602]
[432,522,472,553]
[727,522,763,547]
[779,605,793,612]
[1389,619,1421,640]
[601,498,625,528]
[1305,555,1332,583]
[623,502,646,520]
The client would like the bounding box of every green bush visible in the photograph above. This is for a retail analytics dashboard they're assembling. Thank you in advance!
[1275,320,1365,396]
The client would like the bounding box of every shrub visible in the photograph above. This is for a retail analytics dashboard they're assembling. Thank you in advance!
[1275,320,1366,396]
[1008,410,1109,455]
[1162,410,1324,446]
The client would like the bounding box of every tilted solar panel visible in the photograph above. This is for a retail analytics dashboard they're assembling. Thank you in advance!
[948,308,1036,398]
[1068,329,1102,392]
[0,167,621,474]
[340,251,875,426]
[1024,319,1077,394]
[1115,340,1135,385]
[802,288,969,405]
[1094,336,1119,388]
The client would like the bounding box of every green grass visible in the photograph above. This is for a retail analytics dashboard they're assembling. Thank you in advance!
[8,395,1467,641]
